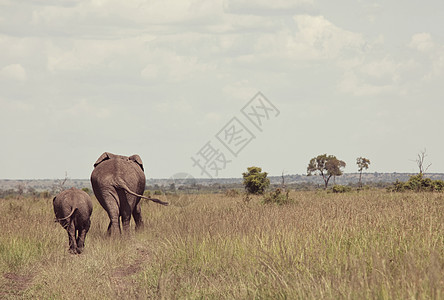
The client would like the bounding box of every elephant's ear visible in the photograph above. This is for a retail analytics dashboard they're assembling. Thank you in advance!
[129,155,144,171]
[93,152,112,167]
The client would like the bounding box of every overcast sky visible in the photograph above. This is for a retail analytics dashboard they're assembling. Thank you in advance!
[1,0,444,180]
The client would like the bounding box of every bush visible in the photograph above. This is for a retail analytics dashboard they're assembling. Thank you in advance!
[225,189,240,197]
[332,185,352,193]
[432,180,444,191]
[388,180,405,192]
[242,166,270,195]
[262,188,293,205]
[153,190,162,195]
[388,173,444,192]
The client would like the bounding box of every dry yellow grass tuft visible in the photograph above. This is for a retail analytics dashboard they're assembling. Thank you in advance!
[0,190,443,299]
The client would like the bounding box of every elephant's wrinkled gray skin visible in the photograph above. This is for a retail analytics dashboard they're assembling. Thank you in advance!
[90,152,168,236]
[53,187,93,254]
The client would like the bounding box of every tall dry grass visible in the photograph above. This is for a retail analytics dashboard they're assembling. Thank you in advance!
[0,190,443,299]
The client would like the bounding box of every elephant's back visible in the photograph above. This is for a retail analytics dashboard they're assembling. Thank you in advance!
[75,194,93,222]
[53,188,86,217]
[90,159,120,188]
[121,159,146,194]
[76,189,93,215]
[90,158,146,193]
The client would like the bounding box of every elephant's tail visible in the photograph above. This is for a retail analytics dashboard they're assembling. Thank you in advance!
[118,183,169,206]
[54,207,77,223]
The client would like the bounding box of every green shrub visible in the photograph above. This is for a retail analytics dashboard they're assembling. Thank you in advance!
[242,166,270,195]
[153,190,162,195]
[262,188,293,205]
[332,185,352,193]
[388,173,444,192]
[388,180,405,192]
[432,180,444,191]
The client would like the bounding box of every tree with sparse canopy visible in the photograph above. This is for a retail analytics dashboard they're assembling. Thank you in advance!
[414,149,431,175]
[242,166,270,195]
[356,157,371,188]
[307,154,346,189]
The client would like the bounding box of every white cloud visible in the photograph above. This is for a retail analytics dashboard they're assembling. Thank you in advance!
[409,33,435,52]
[338,70,396,97]
[407,33,444,80]
[140,63,159,81]
[63,99,111,119]
[140,50,217,83]
[2,1,444,178]
[29,0,225,37]
[224,0,314,14]
[172,56,216,82]
[228,14,366,67]
[0,97,34,112]
[0,64,27,81]
[359,58,399,81]
[291,15,365,59]
[335,32,444,97]
[363,3,383,23]
[337,56,421,96]
[46,38,143,72]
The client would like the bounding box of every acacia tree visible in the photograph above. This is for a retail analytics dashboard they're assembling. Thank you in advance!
[307,154,346,189]
[356,157,370,188]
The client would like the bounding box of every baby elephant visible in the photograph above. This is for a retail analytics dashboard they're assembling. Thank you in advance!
[53,188,93,254]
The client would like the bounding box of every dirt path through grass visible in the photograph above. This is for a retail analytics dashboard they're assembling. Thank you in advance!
[110,246,151,298]
[0,271,34,298]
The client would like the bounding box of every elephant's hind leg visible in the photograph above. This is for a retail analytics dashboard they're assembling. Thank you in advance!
[118,189,133,234]
[76,220,91,253]
[133,201,144,231]
[107,215,121,237]
[66,221,78,254]
[102,191,121,236]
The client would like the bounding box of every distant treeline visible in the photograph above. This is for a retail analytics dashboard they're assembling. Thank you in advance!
[2,173,444,197]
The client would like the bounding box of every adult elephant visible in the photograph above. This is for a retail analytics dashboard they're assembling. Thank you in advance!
[91,152,168,236]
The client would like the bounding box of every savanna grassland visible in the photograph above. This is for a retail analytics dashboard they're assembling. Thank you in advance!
[0,190,443,299]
